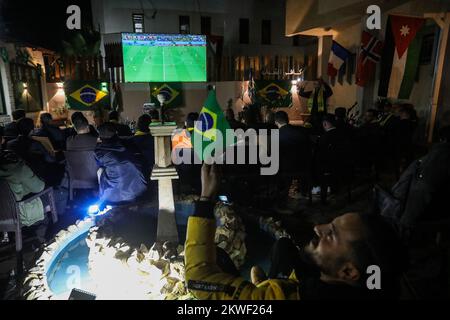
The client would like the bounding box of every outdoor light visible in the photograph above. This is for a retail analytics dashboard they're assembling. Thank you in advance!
[88,204,100,216]
[88,204,113,217]
[291,80,298,85]
[101,82,108,92]
[57,82,64,89]
[23,82,28,90]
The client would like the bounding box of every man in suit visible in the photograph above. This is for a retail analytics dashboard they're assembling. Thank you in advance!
[274,111,312,213]
[108,111,133,137]
[33,112,66,150]
[314,114,350,204]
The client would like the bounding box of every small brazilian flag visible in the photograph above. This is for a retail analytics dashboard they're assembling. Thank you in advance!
[255,80,292,108]
[65,81,110,111]
[150,83,182,108]
[192,90,232,162]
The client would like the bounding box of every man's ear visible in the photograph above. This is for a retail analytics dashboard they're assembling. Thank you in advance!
[337,262,360,282]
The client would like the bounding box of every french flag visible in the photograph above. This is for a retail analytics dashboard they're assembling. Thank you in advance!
[328,41,350,78]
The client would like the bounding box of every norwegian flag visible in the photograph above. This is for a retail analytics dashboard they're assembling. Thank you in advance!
[356,31,383,87]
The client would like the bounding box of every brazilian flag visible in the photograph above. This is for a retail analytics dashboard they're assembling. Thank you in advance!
[192,90,232,162]
[150,83,182,108]
[255,80,292,108]
[65,81,110,111]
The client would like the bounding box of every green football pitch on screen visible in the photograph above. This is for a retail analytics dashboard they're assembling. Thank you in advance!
[122,33,207,82]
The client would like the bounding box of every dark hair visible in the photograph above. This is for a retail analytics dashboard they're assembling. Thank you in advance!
[186,112,199,129]
[350,214,408,287]
[98,122,118,140]
[40,112,53,125]
[17,118,35,136]
[71,111,84,123]
[108,111,119,122]
[335,107,347,119]
[12,109,26,121]
[137,114,152,133]
[72,114,89,132]
[322,113,336,126]
[274,111,289,125]
[149,109,160,121]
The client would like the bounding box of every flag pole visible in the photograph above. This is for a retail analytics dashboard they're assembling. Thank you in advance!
[427,13,450,143]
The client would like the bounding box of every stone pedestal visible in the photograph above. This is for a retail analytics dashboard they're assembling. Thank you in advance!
[150,125,179,244]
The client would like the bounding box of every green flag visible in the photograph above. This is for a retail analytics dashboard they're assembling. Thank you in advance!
[192,90,232,162]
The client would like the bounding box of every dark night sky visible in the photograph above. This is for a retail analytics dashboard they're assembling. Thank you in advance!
[0,0,93,51]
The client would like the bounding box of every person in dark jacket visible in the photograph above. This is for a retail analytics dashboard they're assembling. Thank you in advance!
[356,109,383,170]
[3,109,25,139]
[33,112,66,150]
[127,114,154,170]
[314,114,350,204]
[394,105,417,172]
[274,111,312,212]
[108,111,132,137]
[95,122,147,205]
[65,112,98,138]
[66,114,98,152]
[7,118,63,186]
[399,111,450,232]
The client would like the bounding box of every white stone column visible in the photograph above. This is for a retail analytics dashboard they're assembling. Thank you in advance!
[150,125,179,244]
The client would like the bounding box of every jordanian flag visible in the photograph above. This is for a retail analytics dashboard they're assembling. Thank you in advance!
[378,15,425,100]
[192,90,232,162]
[150,83,182,108]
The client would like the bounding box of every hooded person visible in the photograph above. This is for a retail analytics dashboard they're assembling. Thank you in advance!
[95,122,147,205]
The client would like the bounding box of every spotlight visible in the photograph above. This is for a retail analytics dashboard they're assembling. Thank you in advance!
[87,204,113,217]
[23,82,28,90]
[291,80,298,85]
[88,205,99,216]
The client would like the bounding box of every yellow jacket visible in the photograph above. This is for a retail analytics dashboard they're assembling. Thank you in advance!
[185,216,301,300]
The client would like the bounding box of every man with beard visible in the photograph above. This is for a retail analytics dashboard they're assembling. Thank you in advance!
[185,164,407,300]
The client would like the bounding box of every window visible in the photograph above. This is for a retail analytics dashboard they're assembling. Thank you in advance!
[179,15,190,34]
[261,20,271,45]
[201,16,211,35]
[9,63,43,113]
[239,18,249,44]
[132,14,144,33]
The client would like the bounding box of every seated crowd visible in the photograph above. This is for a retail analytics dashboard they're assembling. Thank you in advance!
[1,109,156,245]
[1,101,449,300]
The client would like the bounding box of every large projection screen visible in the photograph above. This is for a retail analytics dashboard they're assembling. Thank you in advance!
[122,33,207,82]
